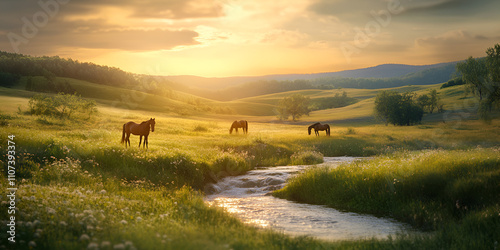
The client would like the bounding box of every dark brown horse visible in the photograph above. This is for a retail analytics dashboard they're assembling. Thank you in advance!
[229,120,248,134]
[122,118,156,148]
[308,122,330,136]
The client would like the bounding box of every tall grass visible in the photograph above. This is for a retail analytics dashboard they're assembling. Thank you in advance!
[2,101,500,248]
[275,148,500,248]
[1,162,327,249]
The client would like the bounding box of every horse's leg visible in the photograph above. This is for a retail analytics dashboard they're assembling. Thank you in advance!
[139,135,143,148]
[125,133,131,148]
[145,135,148,149]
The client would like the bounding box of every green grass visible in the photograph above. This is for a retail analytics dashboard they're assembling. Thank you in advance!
[274,149,500,248]
[1,79,500,249]
[1,164,327,249]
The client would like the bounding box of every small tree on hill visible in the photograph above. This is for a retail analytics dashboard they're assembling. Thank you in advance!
[275,94,311,121]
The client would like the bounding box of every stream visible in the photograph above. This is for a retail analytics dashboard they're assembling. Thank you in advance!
[205,157,414,241]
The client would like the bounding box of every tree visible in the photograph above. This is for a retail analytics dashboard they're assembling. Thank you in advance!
[417,94,431,112]
[456,57,489,101]
[457,43,500,120]
[275,94,311,121]
[428,89,439,114]
[417,90,439,114]
[374,90,400,125]
[485,43,500,110]
[374,90,423,126]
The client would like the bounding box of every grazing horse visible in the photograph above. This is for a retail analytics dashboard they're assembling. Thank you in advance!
[229,120,248,134]
[122,118,156,148]
[308,122,330,136]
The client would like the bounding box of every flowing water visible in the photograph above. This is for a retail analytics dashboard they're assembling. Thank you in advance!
[205,157,413,241]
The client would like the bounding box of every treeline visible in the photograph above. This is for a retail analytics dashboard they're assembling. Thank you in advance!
[25,76,76,94]
[310,91,357,110]
[0,51,139,88]
[188,64,457,101]
[441,77,465,89]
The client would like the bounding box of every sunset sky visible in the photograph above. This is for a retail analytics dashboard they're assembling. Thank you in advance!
[1,0,500,77]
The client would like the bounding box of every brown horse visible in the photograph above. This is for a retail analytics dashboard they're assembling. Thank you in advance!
[229,120,248,134]
[122,118,156,148]
[308,122,330,136]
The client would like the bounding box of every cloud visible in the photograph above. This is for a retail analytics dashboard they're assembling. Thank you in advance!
[414,30,500,61]
[0,0,216,54]
[399,0,497,16]
[129,0,224,19]
[261,29,311,47]
[308,0,500,24]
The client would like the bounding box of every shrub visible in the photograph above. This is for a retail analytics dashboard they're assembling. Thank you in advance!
[290,150,323,165]
[374,91,424,126]
[28,93,97,119]
[193,124,209,132]
[212,152,249,177]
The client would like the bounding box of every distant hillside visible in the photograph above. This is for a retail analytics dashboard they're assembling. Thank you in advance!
[0,50,460,103]
[0,51,139,88]
[164,62,458,91]
[177,63,459,101]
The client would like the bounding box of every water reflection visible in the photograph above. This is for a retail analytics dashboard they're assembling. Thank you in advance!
[205,157,412,241]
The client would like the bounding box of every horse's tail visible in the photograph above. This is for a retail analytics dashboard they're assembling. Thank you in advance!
[245,120,248,134]
[326,124,330,136]
[121,124,126,144]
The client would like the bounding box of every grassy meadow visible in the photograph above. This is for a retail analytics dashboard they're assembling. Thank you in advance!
[1,78,500,249]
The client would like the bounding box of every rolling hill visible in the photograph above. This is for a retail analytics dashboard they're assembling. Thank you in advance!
[0,50,477,124]
[164,62,458,90]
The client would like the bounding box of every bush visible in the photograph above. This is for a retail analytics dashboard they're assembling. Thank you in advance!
[28,93,97,119]
[441,77,465,89]
[193,124,209,132]
[290,150,324,165]
[212,152,249,177]
[375,91,423,126]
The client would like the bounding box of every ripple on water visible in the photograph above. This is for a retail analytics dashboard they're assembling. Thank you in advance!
[205,157,414,241]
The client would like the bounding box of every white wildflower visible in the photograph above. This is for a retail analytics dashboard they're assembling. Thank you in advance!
[80,234,90,241]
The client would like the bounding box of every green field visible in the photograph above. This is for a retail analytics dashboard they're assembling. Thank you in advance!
[1,76,500,249]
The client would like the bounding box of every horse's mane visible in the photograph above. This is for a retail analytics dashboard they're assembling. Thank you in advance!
[309,122,321,128]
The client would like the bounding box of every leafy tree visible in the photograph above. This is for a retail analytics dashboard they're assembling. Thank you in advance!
[417,89,439,114]
[428,89,439,114]
[457,43,500,120]
[374,91,423,126]
[374,90,400,125]
[456,57,489,101]
[417,94,431,112]
[485,43,500,110]
[276,94,311,121]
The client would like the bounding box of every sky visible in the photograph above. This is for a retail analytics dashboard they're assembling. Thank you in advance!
[1,0,500,77]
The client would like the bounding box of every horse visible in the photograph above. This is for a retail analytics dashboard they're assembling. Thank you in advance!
[308,122,330,136]
[229,120,248,134]
[121,118,156,148]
